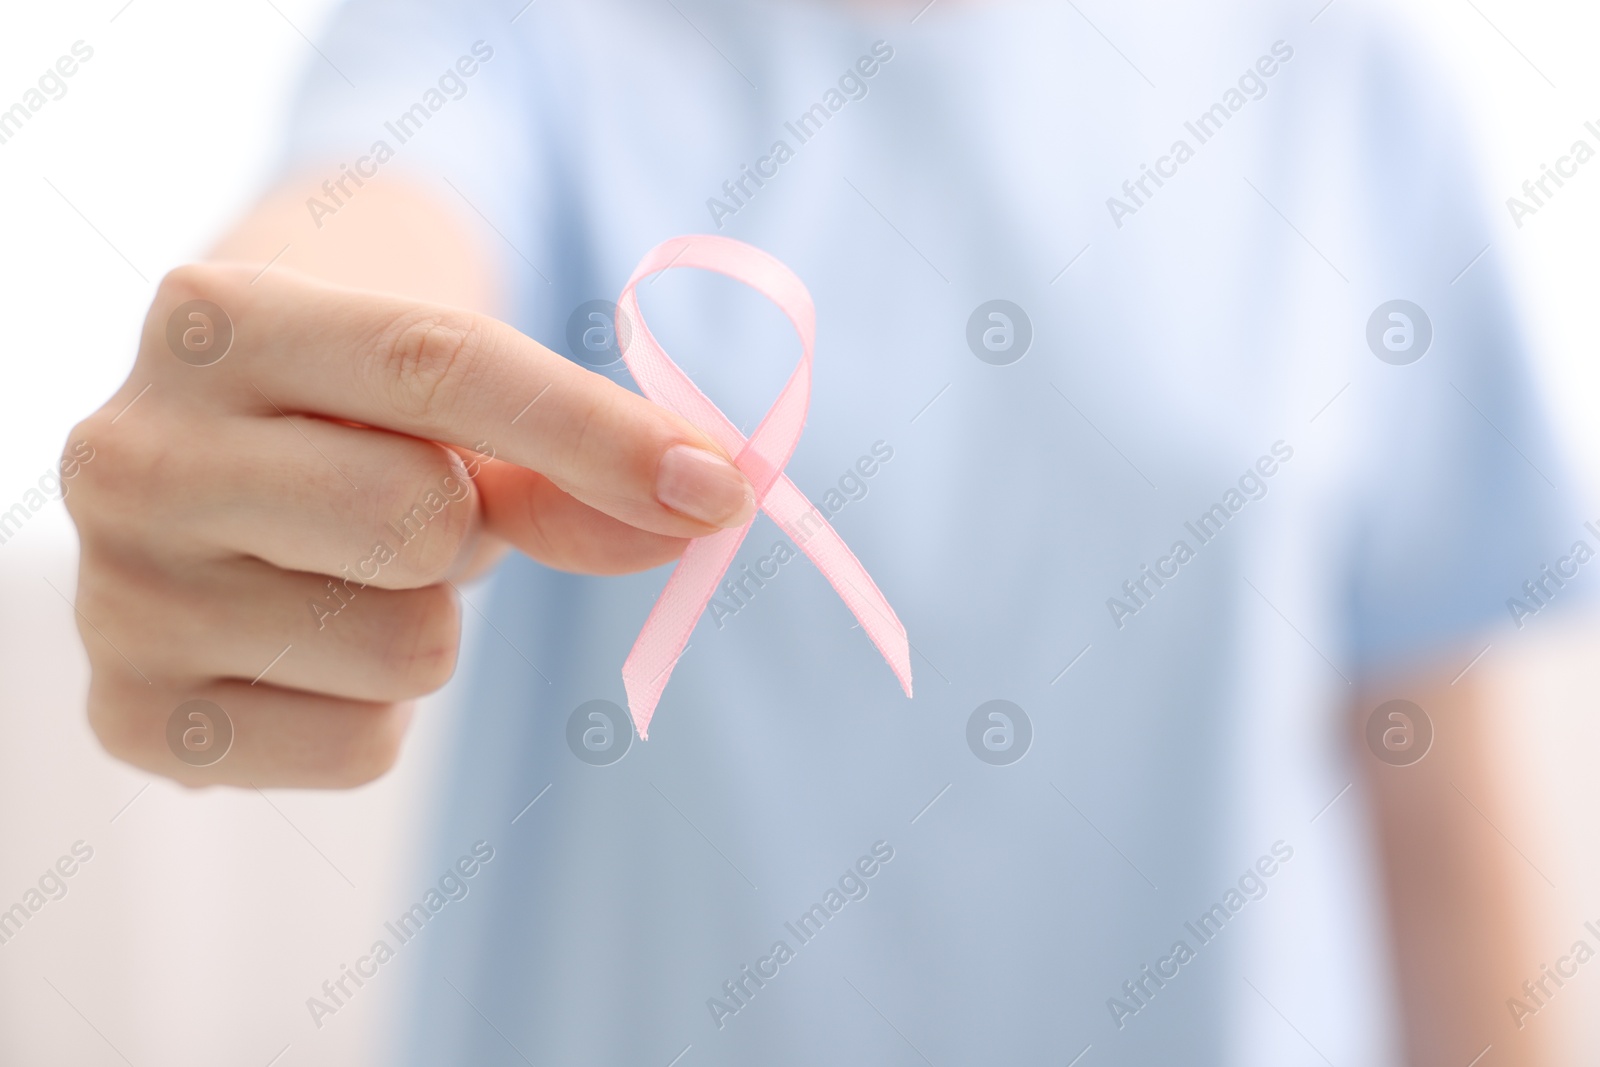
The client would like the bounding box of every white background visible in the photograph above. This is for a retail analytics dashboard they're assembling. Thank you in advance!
[2,1,1600,1064]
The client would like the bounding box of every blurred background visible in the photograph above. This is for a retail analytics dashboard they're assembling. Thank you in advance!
[3,0,1600,1063]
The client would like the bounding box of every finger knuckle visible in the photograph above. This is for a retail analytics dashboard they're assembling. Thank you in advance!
[327,703,414,786]
[370,310,485,426]
[380,585,461,695]
[85,685,159,768]
[152,262,247,321]
[67,418,184,535]
[155,262,217,304]
[70,570,156,676]
[379,453,479,585]
[55,422,103,521]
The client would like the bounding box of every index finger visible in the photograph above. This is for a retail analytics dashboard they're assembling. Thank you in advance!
[148,263,756,538]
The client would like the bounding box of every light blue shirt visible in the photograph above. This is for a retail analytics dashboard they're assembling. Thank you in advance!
[286,2,1569,1062]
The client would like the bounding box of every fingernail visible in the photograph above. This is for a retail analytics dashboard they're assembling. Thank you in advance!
[655,445,756,528]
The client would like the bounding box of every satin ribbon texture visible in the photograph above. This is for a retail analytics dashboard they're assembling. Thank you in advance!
[615,235,913,739]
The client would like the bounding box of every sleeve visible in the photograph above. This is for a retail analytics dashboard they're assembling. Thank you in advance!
[1337,24,1587,676]
[275,0,556,327]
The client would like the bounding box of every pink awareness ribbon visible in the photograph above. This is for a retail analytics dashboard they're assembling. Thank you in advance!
[615,235,913,739]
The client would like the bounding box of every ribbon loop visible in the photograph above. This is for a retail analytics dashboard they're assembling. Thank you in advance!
[616,235,913,738]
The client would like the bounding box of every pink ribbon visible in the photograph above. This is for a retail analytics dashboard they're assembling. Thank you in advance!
[615,235,913,738]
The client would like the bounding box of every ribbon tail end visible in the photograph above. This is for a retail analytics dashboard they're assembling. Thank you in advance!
[891,636,913,700]
[622,673,657,742]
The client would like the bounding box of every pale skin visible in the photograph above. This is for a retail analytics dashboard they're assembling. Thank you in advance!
[66,173,757,788]
[65,171,1550,1062]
